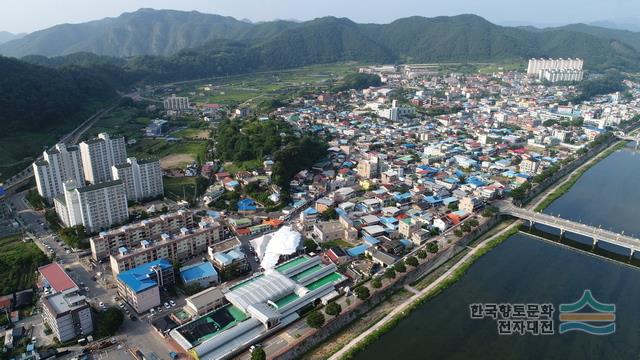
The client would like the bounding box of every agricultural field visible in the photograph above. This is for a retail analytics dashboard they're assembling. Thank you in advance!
[148,62,358,110]
[82,105,152,141]
[0,235,49,295]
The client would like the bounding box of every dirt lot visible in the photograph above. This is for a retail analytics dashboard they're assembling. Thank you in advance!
[160,154,195,169]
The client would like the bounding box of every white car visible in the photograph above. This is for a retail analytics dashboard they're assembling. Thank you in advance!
[169,300,176,307]
[164,302,171,309]
[149,308,156,314]
[99,302,105,307]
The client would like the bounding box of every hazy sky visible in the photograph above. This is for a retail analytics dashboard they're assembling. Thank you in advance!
[1,0,638,34]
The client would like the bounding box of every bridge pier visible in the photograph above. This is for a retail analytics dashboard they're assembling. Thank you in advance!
[591,237,599,250]
[559,229,565,239]
[630,249,635,262]
[529,220,535,230]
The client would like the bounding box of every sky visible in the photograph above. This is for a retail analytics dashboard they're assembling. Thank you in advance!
[1,0,639,34]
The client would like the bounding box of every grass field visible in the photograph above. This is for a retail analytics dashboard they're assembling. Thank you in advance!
[128,138,208,169]
[163,176,208,202]
[0,235,49,295]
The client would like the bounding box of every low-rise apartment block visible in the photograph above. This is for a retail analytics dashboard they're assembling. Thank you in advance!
[116,259,175,313]
[109,221,226,275]
[90,210,194,261]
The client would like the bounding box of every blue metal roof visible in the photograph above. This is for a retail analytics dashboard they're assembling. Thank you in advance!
[117,259,173,293]
[180,262,217,283]
[347,244,370,257]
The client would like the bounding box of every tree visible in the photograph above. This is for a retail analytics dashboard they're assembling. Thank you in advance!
[325,302,342,316]
[461,222,472,233]
[448,203,458,211]
[371,277,382,289]
[395,260,406,273]
[95,308,124,338]
[468,218,479,227]
[406,256,419,267]
[427,242,439,254]
[417,250,427,259]
[355,286,370,300]
[454,228,464,237]
[251,348,266,360]
[306,310,325,328]
[384,267,396,279]
[320,207,339,221]
[303,238,318,253]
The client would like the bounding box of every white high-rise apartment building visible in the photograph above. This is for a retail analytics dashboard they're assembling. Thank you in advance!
[79,133,127,184]
[33,144,85,199]
[541,69,584,82]
[527,58,584,76]
[111,158,164,202]
[163,95,190,111]
[54,179,128,233]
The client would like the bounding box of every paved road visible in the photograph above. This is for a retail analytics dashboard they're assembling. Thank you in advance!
[329,221,521,360]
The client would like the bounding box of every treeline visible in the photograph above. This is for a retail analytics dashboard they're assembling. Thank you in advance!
[272,136,328,196]
[215,118,293,162]
[333,73,381,92]
[573,71,626,103]
[0,56,123,133]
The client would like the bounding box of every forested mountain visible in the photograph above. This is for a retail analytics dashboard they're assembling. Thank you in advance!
[0,56,118,133]
[1,9,640,74]
[538,23,640,51]
[0,9,254,57]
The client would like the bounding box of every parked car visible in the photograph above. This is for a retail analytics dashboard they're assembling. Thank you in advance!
[164,302,171,309]
[169,300,176,307]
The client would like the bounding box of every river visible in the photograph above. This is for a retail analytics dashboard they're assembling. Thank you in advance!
[351,144,640,360]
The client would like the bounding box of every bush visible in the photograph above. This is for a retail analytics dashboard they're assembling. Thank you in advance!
[406,256,419,267]
[94,308,124,338]
[325,302,342,316]
[251,347,266,360]
[384,267,396,279]
[306,310,325,328]
[417,250,427,259]
[355,286,370,300]
[394,260,406,273]
[371,277,382,289]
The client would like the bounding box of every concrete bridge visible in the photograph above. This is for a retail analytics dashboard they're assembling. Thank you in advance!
[615,131,640,148]
[496,201,640,259]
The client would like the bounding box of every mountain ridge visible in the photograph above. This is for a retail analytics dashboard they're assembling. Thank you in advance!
[0,9,639,72]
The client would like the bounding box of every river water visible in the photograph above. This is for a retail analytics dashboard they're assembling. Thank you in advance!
[352,144,640,360]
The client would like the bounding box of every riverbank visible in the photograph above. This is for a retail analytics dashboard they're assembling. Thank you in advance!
[331,221,520,360]
[532,140,628,212]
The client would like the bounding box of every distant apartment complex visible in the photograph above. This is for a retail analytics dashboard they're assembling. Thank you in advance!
[33,144,85,200]
[164,95,190,111]
[90,210,194,260]
[109,220,227,274]
[112,158,164,202]
[79,133,127,184]
[527,58,584,82]
[54,180,129,233]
